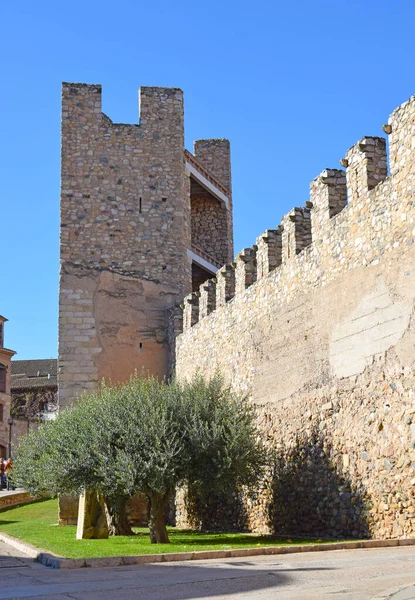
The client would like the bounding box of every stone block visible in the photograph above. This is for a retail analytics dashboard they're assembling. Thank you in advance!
[76,490,108,540]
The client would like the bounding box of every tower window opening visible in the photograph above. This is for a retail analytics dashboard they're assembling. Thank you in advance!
[0,365,6,394]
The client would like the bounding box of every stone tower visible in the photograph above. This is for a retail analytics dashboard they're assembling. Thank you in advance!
[59,83,233,407]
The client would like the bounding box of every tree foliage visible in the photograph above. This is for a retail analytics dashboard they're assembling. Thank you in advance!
[13,374,267,542]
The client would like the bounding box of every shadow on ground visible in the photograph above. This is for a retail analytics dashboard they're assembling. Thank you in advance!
[12,560,336,600]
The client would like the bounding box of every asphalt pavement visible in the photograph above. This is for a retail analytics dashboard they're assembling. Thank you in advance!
[0,539,414,599]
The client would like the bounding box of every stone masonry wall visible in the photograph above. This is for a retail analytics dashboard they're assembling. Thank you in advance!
[0,347,13,457]
[59,83,192,407]
[174,94,415,539]
[58,83,233,525]
[0,318,15,458]
[193,139,233,264]
[191,196,228,265]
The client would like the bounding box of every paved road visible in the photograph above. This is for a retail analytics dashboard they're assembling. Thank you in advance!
[0,540,414,600]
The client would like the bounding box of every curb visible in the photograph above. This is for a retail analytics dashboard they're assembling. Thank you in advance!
[0,531,414,569]
[0,531,61,565]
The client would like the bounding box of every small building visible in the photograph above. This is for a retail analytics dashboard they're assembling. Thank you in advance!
[11,359,58,421]
[0,316,16,458]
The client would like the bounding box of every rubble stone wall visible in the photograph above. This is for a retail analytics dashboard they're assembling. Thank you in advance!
[59,83,192,407]
[175,94,415,538]
[193,139,233,263]
[191,196,228,265]
[58,83,233,526]
[59,84,233,409]
[0,347,13,457]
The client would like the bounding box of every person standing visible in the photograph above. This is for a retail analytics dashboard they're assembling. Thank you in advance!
[4,459,13,490]
[0,459,5,490]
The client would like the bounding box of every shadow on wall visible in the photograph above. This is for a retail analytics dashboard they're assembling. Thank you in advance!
[270,429,371,539]
[183,484,249,532]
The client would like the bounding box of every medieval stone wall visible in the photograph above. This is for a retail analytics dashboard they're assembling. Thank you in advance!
[191,196,228,265]
[59,84,233,409]
[59,83,193,407]
[174,94,415,539]
[0,320,15,458]
[58,82,233,525]
[193,139,233,264]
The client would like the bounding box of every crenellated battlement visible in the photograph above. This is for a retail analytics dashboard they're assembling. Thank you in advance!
[342,136,388,199]
[177,92,415,333]
[62,82,184,128]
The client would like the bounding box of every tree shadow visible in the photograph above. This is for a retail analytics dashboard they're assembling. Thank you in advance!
[0,555,336,600]
[0,520,19,525]
[182,486,249,532]
[269,428,371,539]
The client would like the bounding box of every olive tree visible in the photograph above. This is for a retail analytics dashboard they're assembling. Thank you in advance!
[13,374,267,543]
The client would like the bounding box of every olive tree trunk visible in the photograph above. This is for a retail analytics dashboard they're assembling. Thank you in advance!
[103,495,135,536]
[147,492,170,544]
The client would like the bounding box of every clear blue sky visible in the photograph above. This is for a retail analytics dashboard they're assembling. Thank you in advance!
[1,0,414,359]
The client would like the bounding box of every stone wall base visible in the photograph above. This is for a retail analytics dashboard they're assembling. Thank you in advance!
[175,361,415,540]
[58,495,78,526]
[58,493,149,527]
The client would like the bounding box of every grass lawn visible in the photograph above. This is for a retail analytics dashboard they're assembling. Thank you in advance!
[0,498,338,559]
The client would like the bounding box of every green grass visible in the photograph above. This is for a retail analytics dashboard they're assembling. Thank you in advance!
[0,498,338,559]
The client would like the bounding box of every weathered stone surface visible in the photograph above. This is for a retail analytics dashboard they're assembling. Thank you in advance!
[174,92,415,539]
[330,281,411,378]
[59,492,148,528]
[76,490,108,539]
[58,495,78,526]
[0,318,15,457]
[59,84,415,541]
[59,84,233,408]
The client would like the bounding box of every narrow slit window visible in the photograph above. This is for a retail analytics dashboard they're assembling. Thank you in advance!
[0,365,6,394]
[139,198,142,214]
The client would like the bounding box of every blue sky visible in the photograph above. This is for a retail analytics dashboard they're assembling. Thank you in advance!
[1,0,415,359]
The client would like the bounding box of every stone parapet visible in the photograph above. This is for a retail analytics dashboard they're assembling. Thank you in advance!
[343,136,387,199]
[216,264,235,307]
[310,169,347,238]
[174,93,415,333]
[199,279,216,319]
[235,247,257,298]
[183,293,199,331]
[281,207,312,261]
[256,229,282,278]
